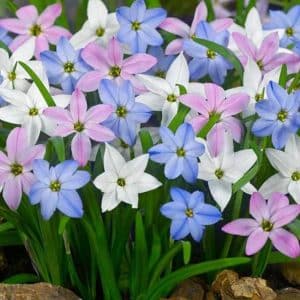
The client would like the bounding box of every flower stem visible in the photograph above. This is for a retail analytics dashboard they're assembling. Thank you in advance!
[252,240,272,277]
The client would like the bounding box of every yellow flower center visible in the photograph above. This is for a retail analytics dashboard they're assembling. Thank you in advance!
[167,94,177,103]
[10,163,23,176]
[50,180,61,192]
[117,178,126,187]
[29,107,39,116]
[292,171,300,181]
[261,219,273,232]
[116,106,127,118]
[206,49,216,59]
[255,92,264,102]
[131,21,141,31]
[257,60,264,70]
[109,65,121,78]
[64,62,75,74]
[176,147,186,157]
[30,24,42,36]
[185,208,194,218]
[277,110,288,122]
[74,121,85,132]
[8,71,16,81]
[285,27,294,37]
[215,168,224,179]
[96,27,105,37]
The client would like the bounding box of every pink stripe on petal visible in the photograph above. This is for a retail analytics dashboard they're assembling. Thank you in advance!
[222,218,258,236]
[76,71,107,92]
[85,104,114,123]
[44,107,73,123]
[122,54,157,74]
[34,36,49,59]
[165,38,184,55]
[220,93,249,117]
[6,128,28,162]
[107,37,123,67]
[270,228,300,258]
[207,123,225,157]
[55,124,75,137]
[249,192,268,222]
[190,2,207,34]
[81,42,110,70]
[16,5,38,24]
[246,228,269,256]
[204,83,225,112]
[71,133,91,167]
[257,32,279,62]
[38,4,62,28]
[180,93,209,115]
[43,26,71,44]
[267,192,289,216]
[0,152,11,170]
[70,89,87,122]
[232,32,256,59]
[221,117,243,142]
[3,176,22,210]
[85,124,115,142]
[0,19,27,34]
[211,18,233,32]
[271,204,300,228]
[159,17,190,37]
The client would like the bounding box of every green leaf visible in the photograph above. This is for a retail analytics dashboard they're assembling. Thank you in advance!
[49,137,65,162]
[139,130,154,153]
[19,62,56,107]
[204,0,215,21]
[0,222,15,232]
[2,273,39,284]
[147,257,251,299]
[148,228,162,273]
[288,219,300,239]
[252,241,272,277]
[182,241,191,265]
[58,216,70,235]
[279,65,288,88]
[197,113,220,138]
[193,37,244,79]
[0,231,22,246]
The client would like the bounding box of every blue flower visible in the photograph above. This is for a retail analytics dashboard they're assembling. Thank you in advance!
[116,0,166,53]
[29,160,90,220]
[161,187,221,242]
[264,5,300,47]
[0,27,12,46]
[252,81,300,149]
[183,21,232,84]
[40,37,91,94]
[149,123,205,183]
[146,46,174,78]
[99,79,151,146]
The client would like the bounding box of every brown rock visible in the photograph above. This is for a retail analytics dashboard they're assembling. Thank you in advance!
[211,270,277,300]
[281,263,300,285]
[0,283,80,300]
[276,288,300,300]
[169,278,206,300]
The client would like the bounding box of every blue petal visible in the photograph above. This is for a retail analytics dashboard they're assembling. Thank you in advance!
[255,100,278,120]
[252,119,277,137]
[195,21,215,40]
[116,7,132,24]
[272,125,291,149]
[287,5,300,25]
[160,201,186,219]
[174,123,195,148]
[189,58,208,80]
[118,117,137,146]
[266,81,288,107]
[61,171,90,189]
[61,76,77,94]
[195,204,222,225]
[40,51,64,84]
[170,187,191,206]
[40,190,59,220]
[99,79,119,105]
[139,26,163,47]
[170,218,190,240]
[117,24,136,44]
[55,160,79,181]
[164,155,183,179]
[188,218,204,242]
[57,190,83,218]
[32,159,50,185]
[264,10,290,29]
[208,59,227,85]
[119,80,135,107]
[149,144,173,163]
[130,0,146,22]
[214,30,229,47]
[128,103,151,123]
[29,182,48,205]
[189,191,205,208]
[159,126,178,150]
[143,8,166,27]
[181,157,198,183]
[184,39,206,59]
[57,37,76,62]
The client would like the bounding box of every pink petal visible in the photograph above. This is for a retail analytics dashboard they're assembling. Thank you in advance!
[246,228,269,255]
[207,123,225,157]
[165,38,184,55]
[9,35,30,51]
[6,127,28,162]
[220,93,249,117]
[271,204,300,228]
[34,36,49,59]
[221,117,243,142]
[232,32,256,59]
[0,152,11,170]
[0,171,11,186]
[249,192,269,222]
[211,18,233,32]
[71,133,91,167]
[76,71,107,92]
[85,104,114,123]
[257,32,279,62]
[43,26,71,44]
[122,54,157,74]
[81,42,110,70]
[107,37,123,67]
[191,2,207,34]
[180,93,209,116]
[20,172,36,194]
[16,5,38,24]
[267,192,289,216]
[3,176,22,210]
[38,4,62,28]
[204,83,225,112]
[270,228,300,258]
[222,218,258,236]
[55,124,75,137]
[0,19,27,34]
[189,115,208,133]
[265,53,299,73]
[159,17,189,37]
[70,89,87,122]
[85,124,115,142]
[44,107,73,123]
[21,145,45,171]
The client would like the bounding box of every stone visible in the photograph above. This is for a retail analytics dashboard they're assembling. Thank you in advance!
[276,288,300,300]
[281,263,300,285]
[0,283,80,300]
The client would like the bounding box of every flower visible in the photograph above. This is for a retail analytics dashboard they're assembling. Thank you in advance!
[0,27,12,46]
[183,21,232,84]
[44,89,115,166]
[40,37,91,94]
[98,79,151,146]
[198,133,257,211]
[264,5,300,48]
[77,37,157,92]
[30,160,90,220]
[180,83,249,156]
[0,127,45,210]
[160,1,232,55]
[259,135,300,202]
[149,123,205,183]
[0,81,70,145]
[146,46,175,78]
[252,81,300,149]
[222,192,300,258]
[116,0,166,53]
[93,143,161,212]
[0,4,71,59]
[160,187,221,242]
[70,0,119,49]
[136,52,190,126]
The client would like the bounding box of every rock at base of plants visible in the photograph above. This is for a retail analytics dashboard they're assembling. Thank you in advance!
[276,288,300,300]
[281,263,300,285]
[0,283,80,300]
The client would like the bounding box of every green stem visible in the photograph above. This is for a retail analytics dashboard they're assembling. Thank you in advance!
[252,241,272,277]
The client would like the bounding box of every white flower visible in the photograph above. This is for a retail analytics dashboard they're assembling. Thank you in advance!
[259,135,300,203]
[198,133,257,211]
[0,44,43,92]
[70,0,119,49]
[0,81,70,145]
[93,143,162,212]
[136,52,190,126]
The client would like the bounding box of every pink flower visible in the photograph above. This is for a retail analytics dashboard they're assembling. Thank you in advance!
[0,4,71,59]
[76,37,157,93]
[0,127,45,210]
[222,192,300,258]
[180,83,249,157]
[232,31,300,73]
[44,89,115,167]
[159,2,233,55]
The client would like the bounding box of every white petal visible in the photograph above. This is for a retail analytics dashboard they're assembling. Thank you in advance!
[161,101,178,126]
[104,143,126,175]
[12,37,35,62]
[0,49,10,71]
[120,154,149,180]
[24,115,42,145]
[285,135,300,161]
[288,181,300,204]
[187,82,205,95]
[259,173,290,198]
[136,74,172,97]
[117,185,139,208]
[166,52,189,88]
[0,88,28,107]
[135,92,164,111]
[93,171,117,193]
[0,105,25,124]
[70,21,96,49]
[245,7,263,46]
[88,0,107,28]
[101,190,120,212]
[208,179,232,211]
[260,67,280,90]
[40,115,57,137]
[53,94,71,108]
[135,173,162,193]
[243,59,261,92]
[266,148,294,177]
[241,183,257,194]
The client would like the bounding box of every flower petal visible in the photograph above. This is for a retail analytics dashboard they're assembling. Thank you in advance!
[222,218,258,236]
[246,228,269,255]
